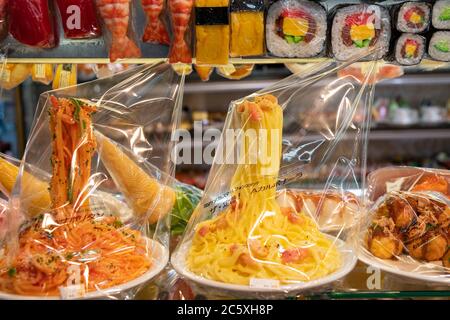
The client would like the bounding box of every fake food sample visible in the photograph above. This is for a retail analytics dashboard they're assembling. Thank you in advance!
[367,192,449,265]
[230,0,264,57]
[187,95,341,285]
[266,0,327,58]
[195,0,230,65]
[0,97,152,297]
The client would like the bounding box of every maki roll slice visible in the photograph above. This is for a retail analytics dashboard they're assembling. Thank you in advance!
[432,0,450,30]
[429,31,450,61]
[266,0,327,58]
[395,33,425,65]
[397,2,431,33]
[331,4,391,61]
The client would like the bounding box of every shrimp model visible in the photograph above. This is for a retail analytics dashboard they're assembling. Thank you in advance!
[96,0,141,61]
[141,0,170,45]
[168,0,193,63]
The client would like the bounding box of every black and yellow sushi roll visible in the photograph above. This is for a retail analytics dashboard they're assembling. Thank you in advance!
[396,2,431,33]
[195,0,230,65]
[230,0,265,57]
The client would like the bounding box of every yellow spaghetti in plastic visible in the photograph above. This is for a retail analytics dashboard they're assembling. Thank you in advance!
[187,94,341,285]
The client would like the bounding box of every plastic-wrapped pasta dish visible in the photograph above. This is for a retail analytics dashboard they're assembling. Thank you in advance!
[172,54,378,295]
[0,63,183,298]
[187,95,341,285]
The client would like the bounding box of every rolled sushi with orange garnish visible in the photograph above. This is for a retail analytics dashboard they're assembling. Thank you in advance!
[331,4,390,61]
[395,33,425,66]
[397,2,431,33]
[266,0,327,58]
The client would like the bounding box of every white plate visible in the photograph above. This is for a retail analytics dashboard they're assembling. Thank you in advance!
[0,238,169,300]
[357,237,450,285]
[171,235,357,295]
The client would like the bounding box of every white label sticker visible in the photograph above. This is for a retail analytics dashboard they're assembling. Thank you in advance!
[249,278,280,289]
[59,284,86,300]
[34,64,46,79]
[59,70,71,88]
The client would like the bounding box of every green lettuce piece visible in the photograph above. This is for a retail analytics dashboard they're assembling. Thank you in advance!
[353,39,371,48]
[435,40,449,53]
[284,35,295,44]
[439,7,450,21]
[170,183,202,236]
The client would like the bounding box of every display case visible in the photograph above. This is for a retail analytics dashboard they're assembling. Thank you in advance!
[0,0,449,301]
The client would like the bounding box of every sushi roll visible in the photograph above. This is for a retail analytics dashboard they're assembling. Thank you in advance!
[397,2,431,33]
[395,33,426,65]
[432,0,450,29]
[429,31,450,61]
[331,4,391,61]
[266,0,327,58]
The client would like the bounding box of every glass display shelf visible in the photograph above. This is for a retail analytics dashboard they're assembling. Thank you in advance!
[134,261,450,300]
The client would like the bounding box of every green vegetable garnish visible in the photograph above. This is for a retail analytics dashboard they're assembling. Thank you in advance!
[426,223,436,231]
[113,220,123,228]
[65,253,74,260]
[67,185,73,203]
[284,35,305,44]
[353,39,371,48]
[7,268,16,277]
[439,7,450,21]
[434,40,449,52]
[70,98,82,122]
[284,35,295,44]
[170,183,202,236]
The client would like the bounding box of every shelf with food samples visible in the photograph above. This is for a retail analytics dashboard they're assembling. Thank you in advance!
[2,0,450,71]
[135,261,450,300]
[135,166,450,300]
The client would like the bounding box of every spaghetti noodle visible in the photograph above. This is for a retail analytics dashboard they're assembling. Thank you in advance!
[0,97,151,296]
[187,94,341,285]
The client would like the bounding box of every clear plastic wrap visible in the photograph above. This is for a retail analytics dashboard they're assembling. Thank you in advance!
[172,52,379,298]
[266,0,327,58]
[0,63,184,299]
[0,199,6,239]
[357,166,449,285]
[0,62,31,91]
[216,64,254,80]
